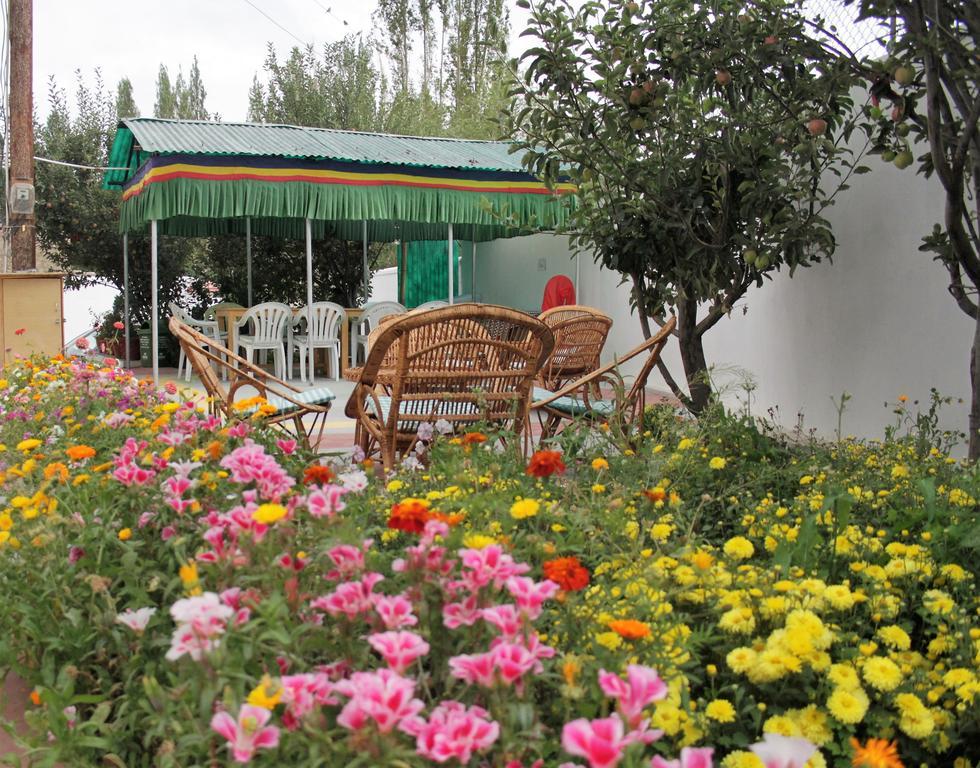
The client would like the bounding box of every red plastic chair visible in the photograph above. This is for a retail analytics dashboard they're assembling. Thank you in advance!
[541,275,576,313]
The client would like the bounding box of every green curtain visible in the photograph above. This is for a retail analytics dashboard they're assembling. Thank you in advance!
[402,240,459,307]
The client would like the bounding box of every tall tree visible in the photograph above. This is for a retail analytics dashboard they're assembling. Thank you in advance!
[35,72,189,325]
[837,0,980,456]
[153,65,176,118]
[505,0,861,412]
[176,56,210,120]
[115,77,138,119]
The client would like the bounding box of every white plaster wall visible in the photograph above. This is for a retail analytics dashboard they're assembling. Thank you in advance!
[369,266,399,303]
[472,155,972,444]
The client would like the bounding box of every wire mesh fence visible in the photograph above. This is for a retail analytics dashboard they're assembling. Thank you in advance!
[802,0,895,57]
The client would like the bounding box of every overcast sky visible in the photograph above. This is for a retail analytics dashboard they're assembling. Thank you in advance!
[31,0,529,122]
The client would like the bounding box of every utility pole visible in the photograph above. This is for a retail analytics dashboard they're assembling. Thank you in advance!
[9,0,35,271]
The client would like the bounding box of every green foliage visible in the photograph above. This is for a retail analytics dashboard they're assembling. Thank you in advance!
[504,0,863,410]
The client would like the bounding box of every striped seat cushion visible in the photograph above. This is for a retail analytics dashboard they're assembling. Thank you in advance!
[238,386,335,416]
[366,396,481,431]
[533,386,616,417]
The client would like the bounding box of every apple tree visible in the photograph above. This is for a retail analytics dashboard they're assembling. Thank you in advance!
[840,0,980,456]
[504,0,862,412]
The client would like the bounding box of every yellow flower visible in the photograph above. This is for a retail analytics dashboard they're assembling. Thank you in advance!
[595,631,623,650]
[709,456,727,470]
[509,498,540,520]
[591,457,609,470]
[877,625,911,651]
[247,676,282,710]
[253,503,288,524]
[677,438,695,451]
[705,699,736,723]
[386,479,405,493]
[16,438,41,452]
[118,528,132,541]
[720,752,764,768]
[592,483,606,494]
[826,686,869,724]
[862,656,903,692]
[179,561,201,595]
[462,533,496,549]
[723,536,754,560]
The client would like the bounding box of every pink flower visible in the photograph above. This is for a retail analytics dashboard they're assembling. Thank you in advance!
[443,594,482,629]
[562,715,636,768]
[373,593,418,629]
[367,630,430,674]
[280,672,337,729]
[75,336,89,350]
[458,545,530,591]
[481,604,522,637]
[505,576,559,620]
[115,607,157,633]
[220,440,295,499]
[448,651,496,688]
[325,542,370,580]
[210,704,280,763]
[334,669,424,734]
[166,592,234,661]
[598,665,668,729]
[307,484,348,518]
[113,320,125,330]
[749,734,817,768]
[651,747,714,768]
[490,641,538,686]
[311,572,385,620]
[409,701,500,764]
[276,438,297,455]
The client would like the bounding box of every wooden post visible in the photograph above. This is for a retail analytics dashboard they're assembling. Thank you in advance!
[9,0,35,270]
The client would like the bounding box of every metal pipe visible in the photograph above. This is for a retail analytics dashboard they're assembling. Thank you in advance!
[447,223,454,305]
[245,217,253,306]
[470,239,476,299]
[150,220,159,385]
[362,219,369,302]
[305,219,314,383]
[575,251,581,298]
[123,233,130,368]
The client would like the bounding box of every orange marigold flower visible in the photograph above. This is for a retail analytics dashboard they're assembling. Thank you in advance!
[303,464,335,486]
[462,432,487,445]
[65,445,96,462]
[43,462,69,482]
[851,738,903,768]
[608,619,651,640]
[526,450,566,478]
[388,498,434,534]
[644,487,666,503]
[543,556,590,592]
[29,690,41,706]
[206,440,224,461]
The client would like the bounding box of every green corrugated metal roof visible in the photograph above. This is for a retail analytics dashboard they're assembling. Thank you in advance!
[104,117,530,188]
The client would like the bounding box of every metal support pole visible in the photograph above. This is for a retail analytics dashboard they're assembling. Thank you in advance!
[150,220,159,385]
[447,223,454,305]
[400,240,408,305]
[123,233,130,368]
[245,217,253,306]
[362,220,369,303]
[575,251,581,298]
[305,219,314,383]
[470,240,476,299]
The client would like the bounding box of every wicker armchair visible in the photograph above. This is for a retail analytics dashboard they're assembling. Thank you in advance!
[345,304,555,471]
[169,317,334,451]
[531,316,676,439]
[538,312,613,390]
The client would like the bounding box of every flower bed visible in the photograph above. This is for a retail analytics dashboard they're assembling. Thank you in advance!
[0,357,977,767]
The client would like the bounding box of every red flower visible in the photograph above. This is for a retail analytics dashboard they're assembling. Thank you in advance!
[526,450,566,478]
[303,464,335,486]
[387,498,433,534]
[13,328,25,336]
[543,556,590,591]
[113,321,125,330]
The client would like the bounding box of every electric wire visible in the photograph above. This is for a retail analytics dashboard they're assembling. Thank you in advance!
[241,0,311,47]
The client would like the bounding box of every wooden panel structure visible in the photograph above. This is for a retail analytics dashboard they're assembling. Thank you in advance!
[0,273,64,366]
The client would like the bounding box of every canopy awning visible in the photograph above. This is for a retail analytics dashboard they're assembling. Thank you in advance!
[104,118,576,242]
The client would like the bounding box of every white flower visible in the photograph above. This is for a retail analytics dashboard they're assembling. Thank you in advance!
[416,422,434,442]
[434,419,453,435]
[338,469,368,493]
[115,606,157,633]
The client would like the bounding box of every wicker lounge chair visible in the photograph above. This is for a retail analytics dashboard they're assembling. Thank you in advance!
[538,310,613,391]
[345,303,555,471]
[531,316,676,439]
[169,317,334,451]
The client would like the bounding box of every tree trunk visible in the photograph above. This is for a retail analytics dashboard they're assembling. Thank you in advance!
[970,309,980,459]
[677,296,712,414]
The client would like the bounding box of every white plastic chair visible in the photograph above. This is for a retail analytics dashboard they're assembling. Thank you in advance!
[168,302,227,382]
[235,302,293,379]
[289,302,346,382]
[414,300,450,312]
[352,301,406,366]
